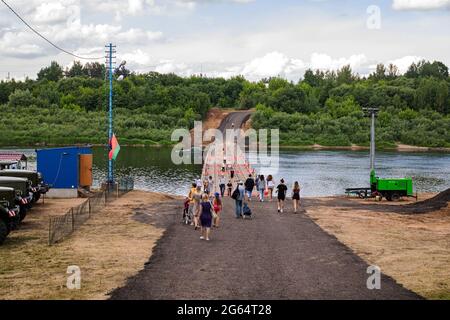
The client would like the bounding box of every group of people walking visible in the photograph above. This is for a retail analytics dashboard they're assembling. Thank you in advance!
[243,174,302,213]
[184,170,303,241]
[185,179,223,241]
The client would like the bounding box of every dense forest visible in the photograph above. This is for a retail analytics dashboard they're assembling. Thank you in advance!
[0,59,449,148]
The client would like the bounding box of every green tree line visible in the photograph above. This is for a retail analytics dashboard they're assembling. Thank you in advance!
[0,59,449,147]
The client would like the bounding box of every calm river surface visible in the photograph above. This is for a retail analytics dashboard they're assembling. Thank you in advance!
[2,146,449,197]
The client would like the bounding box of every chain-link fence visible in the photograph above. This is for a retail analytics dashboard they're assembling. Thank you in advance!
[48,177,134,245]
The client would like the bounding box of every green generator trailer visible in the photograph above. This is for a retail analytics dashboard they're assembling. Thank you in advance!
[345,107,415,201]
[370,170,414,201]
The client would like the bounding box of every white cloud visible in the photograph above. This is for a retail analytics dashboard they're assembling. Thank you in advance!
[116,28,163,44]
[241,51,290,78]
[387,55,423,73]
[33,1,72,24]
[392,0,450,10]
[155,59,189,74]
[127,0,145,14]
[121,49,152,66]
[310,53,367,71]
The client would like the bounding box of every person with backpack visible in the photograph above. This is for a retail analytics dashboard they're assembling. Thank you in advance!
[244,174,255,201]
[212,192,222,227]
[276,178,288,213]
[232,181,245,218]
[258,174,266,202]
[200,194,213,241]
[292,181,301,213]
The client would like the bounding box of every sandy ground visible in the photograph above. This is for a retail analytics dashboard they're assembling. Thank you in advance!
[304,195,450,299]
[0,190,176,300]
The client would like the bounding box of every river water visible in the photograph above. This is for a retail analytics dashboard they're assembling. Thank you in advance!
[1,146,449,197]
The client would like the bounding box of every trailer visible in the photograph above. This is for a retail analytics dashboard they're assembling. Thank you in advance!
[370,169,414,201]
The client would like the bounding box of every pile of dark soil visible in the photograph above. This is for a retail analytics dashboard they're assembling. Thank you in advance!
[401,188,450,214]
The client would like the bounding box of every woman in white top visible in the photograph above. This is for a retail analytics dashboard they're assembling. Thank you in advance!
[267,175,275,201]
[258,175,266,202]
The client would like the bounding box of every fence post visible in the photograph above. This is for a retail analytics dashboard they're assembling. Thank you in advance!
[71,208,75,232]
[48,218,52,245]
[116,182,119,199]
[88,198,91,218]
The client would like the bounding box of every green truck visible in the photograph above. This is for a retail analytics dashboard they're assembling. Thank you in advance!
[370,170,414,201]
[0,176,33,221]
[0,169,49,202]
[0,187,21,244]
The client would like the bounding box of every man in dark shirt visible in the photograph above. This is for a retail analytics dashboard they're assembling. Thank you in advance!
[276,178,288,213]
[244,174,255,201]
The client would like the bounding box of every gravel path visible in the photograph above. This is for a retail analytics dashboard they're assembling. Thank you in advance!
[109,197,421,300]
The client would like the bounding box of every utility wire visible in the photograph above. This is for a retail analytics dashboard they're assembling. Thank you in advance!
[1,0,103,60]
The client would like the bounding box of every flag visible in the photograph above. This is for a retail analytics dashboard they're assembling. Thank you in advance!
[109,134,121,161]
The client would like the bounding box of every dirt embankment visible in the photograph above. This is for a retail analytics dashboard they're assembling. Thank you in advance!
[304,191,450,299]
[0,190,179,300]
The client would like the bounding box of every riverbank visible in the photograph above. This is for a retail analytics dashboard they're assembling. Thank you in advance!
[0,190,181,300]
[2,142,450,153]
[278,143,450,152]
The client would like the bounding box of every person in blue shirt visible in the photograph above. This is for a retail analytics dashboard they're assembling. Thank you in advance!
[233,181,245,218]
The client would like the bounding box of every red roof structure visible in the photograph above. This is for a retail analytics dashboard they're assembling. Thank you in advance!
[0,152,28,162]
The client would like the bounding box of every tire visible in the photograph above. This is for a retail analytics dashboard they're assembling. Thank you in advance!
[19,206,27,222]
[33,193,41,203]
[391,193,401,201]
[0,219,8,245]
[385,193,393,201]
[358,191,367,199]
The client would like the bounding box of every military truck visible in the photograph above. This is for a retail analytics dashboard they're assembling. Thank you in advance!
[0,169,49,202]
[0,187,20,244]
[0,176,33,221]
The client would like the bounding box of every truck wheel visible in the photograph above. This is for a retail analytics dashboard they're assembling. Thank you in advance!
[19,207,27,222]
[10,219,19,231]
[0,220,8,245]
[358,191,366,199]
[33,193,41,203]
[391,193,401,201]
[385,194,393,201]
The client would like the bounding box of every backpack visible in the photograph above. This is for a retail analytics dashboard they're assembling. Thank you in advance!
[231,187,240,200]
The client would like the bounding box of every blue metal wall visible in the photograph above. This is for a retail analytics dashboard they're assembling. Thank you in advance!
[36,147,92,189]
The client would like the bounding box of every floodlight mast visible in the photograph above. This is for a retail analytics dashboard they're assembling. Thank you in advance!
[363,107,379,171]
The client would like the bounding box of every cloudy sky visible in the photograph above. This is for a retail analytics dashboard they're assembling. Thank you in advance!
[1,0,450,81]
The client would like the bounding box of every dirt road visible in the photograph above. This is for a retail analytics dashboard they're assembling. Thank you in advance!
[217,110,252,133]
[109,197,421,300]
[109,111,421,300]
